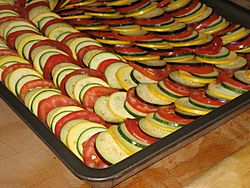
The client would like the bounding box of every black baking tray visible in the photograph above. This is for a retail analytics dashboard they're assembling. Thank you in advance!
[0,0,250,187]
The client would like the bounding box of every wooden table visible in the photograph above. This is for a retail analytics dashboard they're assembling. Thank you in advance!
[0,96,249,187]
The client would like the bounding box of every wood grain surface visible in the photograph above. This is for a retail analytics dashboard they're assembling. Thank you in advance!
[0,97,249,188]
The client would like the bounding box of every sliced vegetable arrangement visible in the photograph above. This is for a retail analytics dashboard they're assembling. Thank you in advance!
[0,0,249,169]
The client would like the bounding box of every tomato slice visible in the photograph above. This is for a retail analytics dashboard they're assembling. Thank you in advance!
[126,88,158,113]
[6,30,38,49]
[156,28,194,40]
[82,86,118,110]
[116,0,148,13]
[37,94,81,124]
[29,39,73,60]
[128,62,171,81]
[19,79,54,101]
[54,110,105,137]
[218,72,250,90]
[0,49,18,57]
[96,59,122,73]
[190,89,225,106]
[177,65,216,74]
[162,78,191,96]
[41,18,64,34]
[134,13,172,26]
[158,0,171,7]
[226,34,250,51]
[100,18,132,26]
[114,45,145,53]
[43,54,76,79]
[60,32,88,44]
[77,45,106,65]
[213,23,238,37]
[82,133,110,169]
[125,119,158,144]
[60,68,107,96]
[1,63,32,82]
[169,0,199,17]
[114,32,155,42]
[193,37,223,55]
[25,1,49,12]
[157,105,194,124]
[190,11,219,31]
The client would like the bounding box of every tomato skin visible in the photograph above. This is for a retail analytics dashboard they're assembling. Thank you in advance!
[6,30,38,49]
[125,119,158,144]
[0,49,18,57]
[226,34,250,51]
[126,88,158,113]
[60,32,88,44]
[37,94,81,124]
[114,45,145,53]
[82,86,118,110]
[83,133,110,169]
[54,110,105,137]
[156,29,194,40]
[116,0,148,13]
[41,18,64,34]
[29,39,73,60]
[158,0,171,7]
[96,59,122,73]
[128,62,171,81]
[100,18,132,26]
[114,32,155,41]
[162,78,191,96]
[177,65,216,74]
[43,54,76,80]
[19,79,54,101]
[157,105,194,124]
[60,68,107,96]
[190,90,225,106]
[190,11,219,31]
[169,0,199,17]
[1,63,32,82]
[218,73,250,90]
[134,13,172,26]
[25,1,49,12]
[193,37,223,55]
[213,23,238,37]
[77,45,106,66]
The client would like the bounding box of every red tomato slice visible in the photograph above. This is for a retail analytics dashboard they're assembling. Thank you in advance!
[1,63,32,82]
[213,23,238,37]
[29,39,73,60]
[191,11,219,31]
[41,18,64,34]
[83,6,114,13]
[157,105,194,124]
[100,18,132,26]
[190,90,225,106]
[128,62,171,81]
[125,119,158,144]
[37,94,81,124]
[25,1,49,12]
[82,86,118,110]
[158,0,171,7]
[162,78,191,96]
[54,110,105,137]
[113,45,145,53]
[77,45,106,66]
[87,30,117,39]
[226,34,250,51]
[43,54,76,79]
[126,88,158,113]
[67,19,99,26]
[83,133,110,169]
[114,32,155,41]
[152,47,192,56]
[60,68,107,96]
[134,13,172,26]
[19,78,54,101]
[218,73,250,90]
[6,30,38,49]
[0,49,18,56]
[117,0,148,13]
[96,59,122,73]
[177,65,216,74]
[60,32,88,44]
[194,37,223,55]
[156,28,194,40]
[169,0,199,17]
